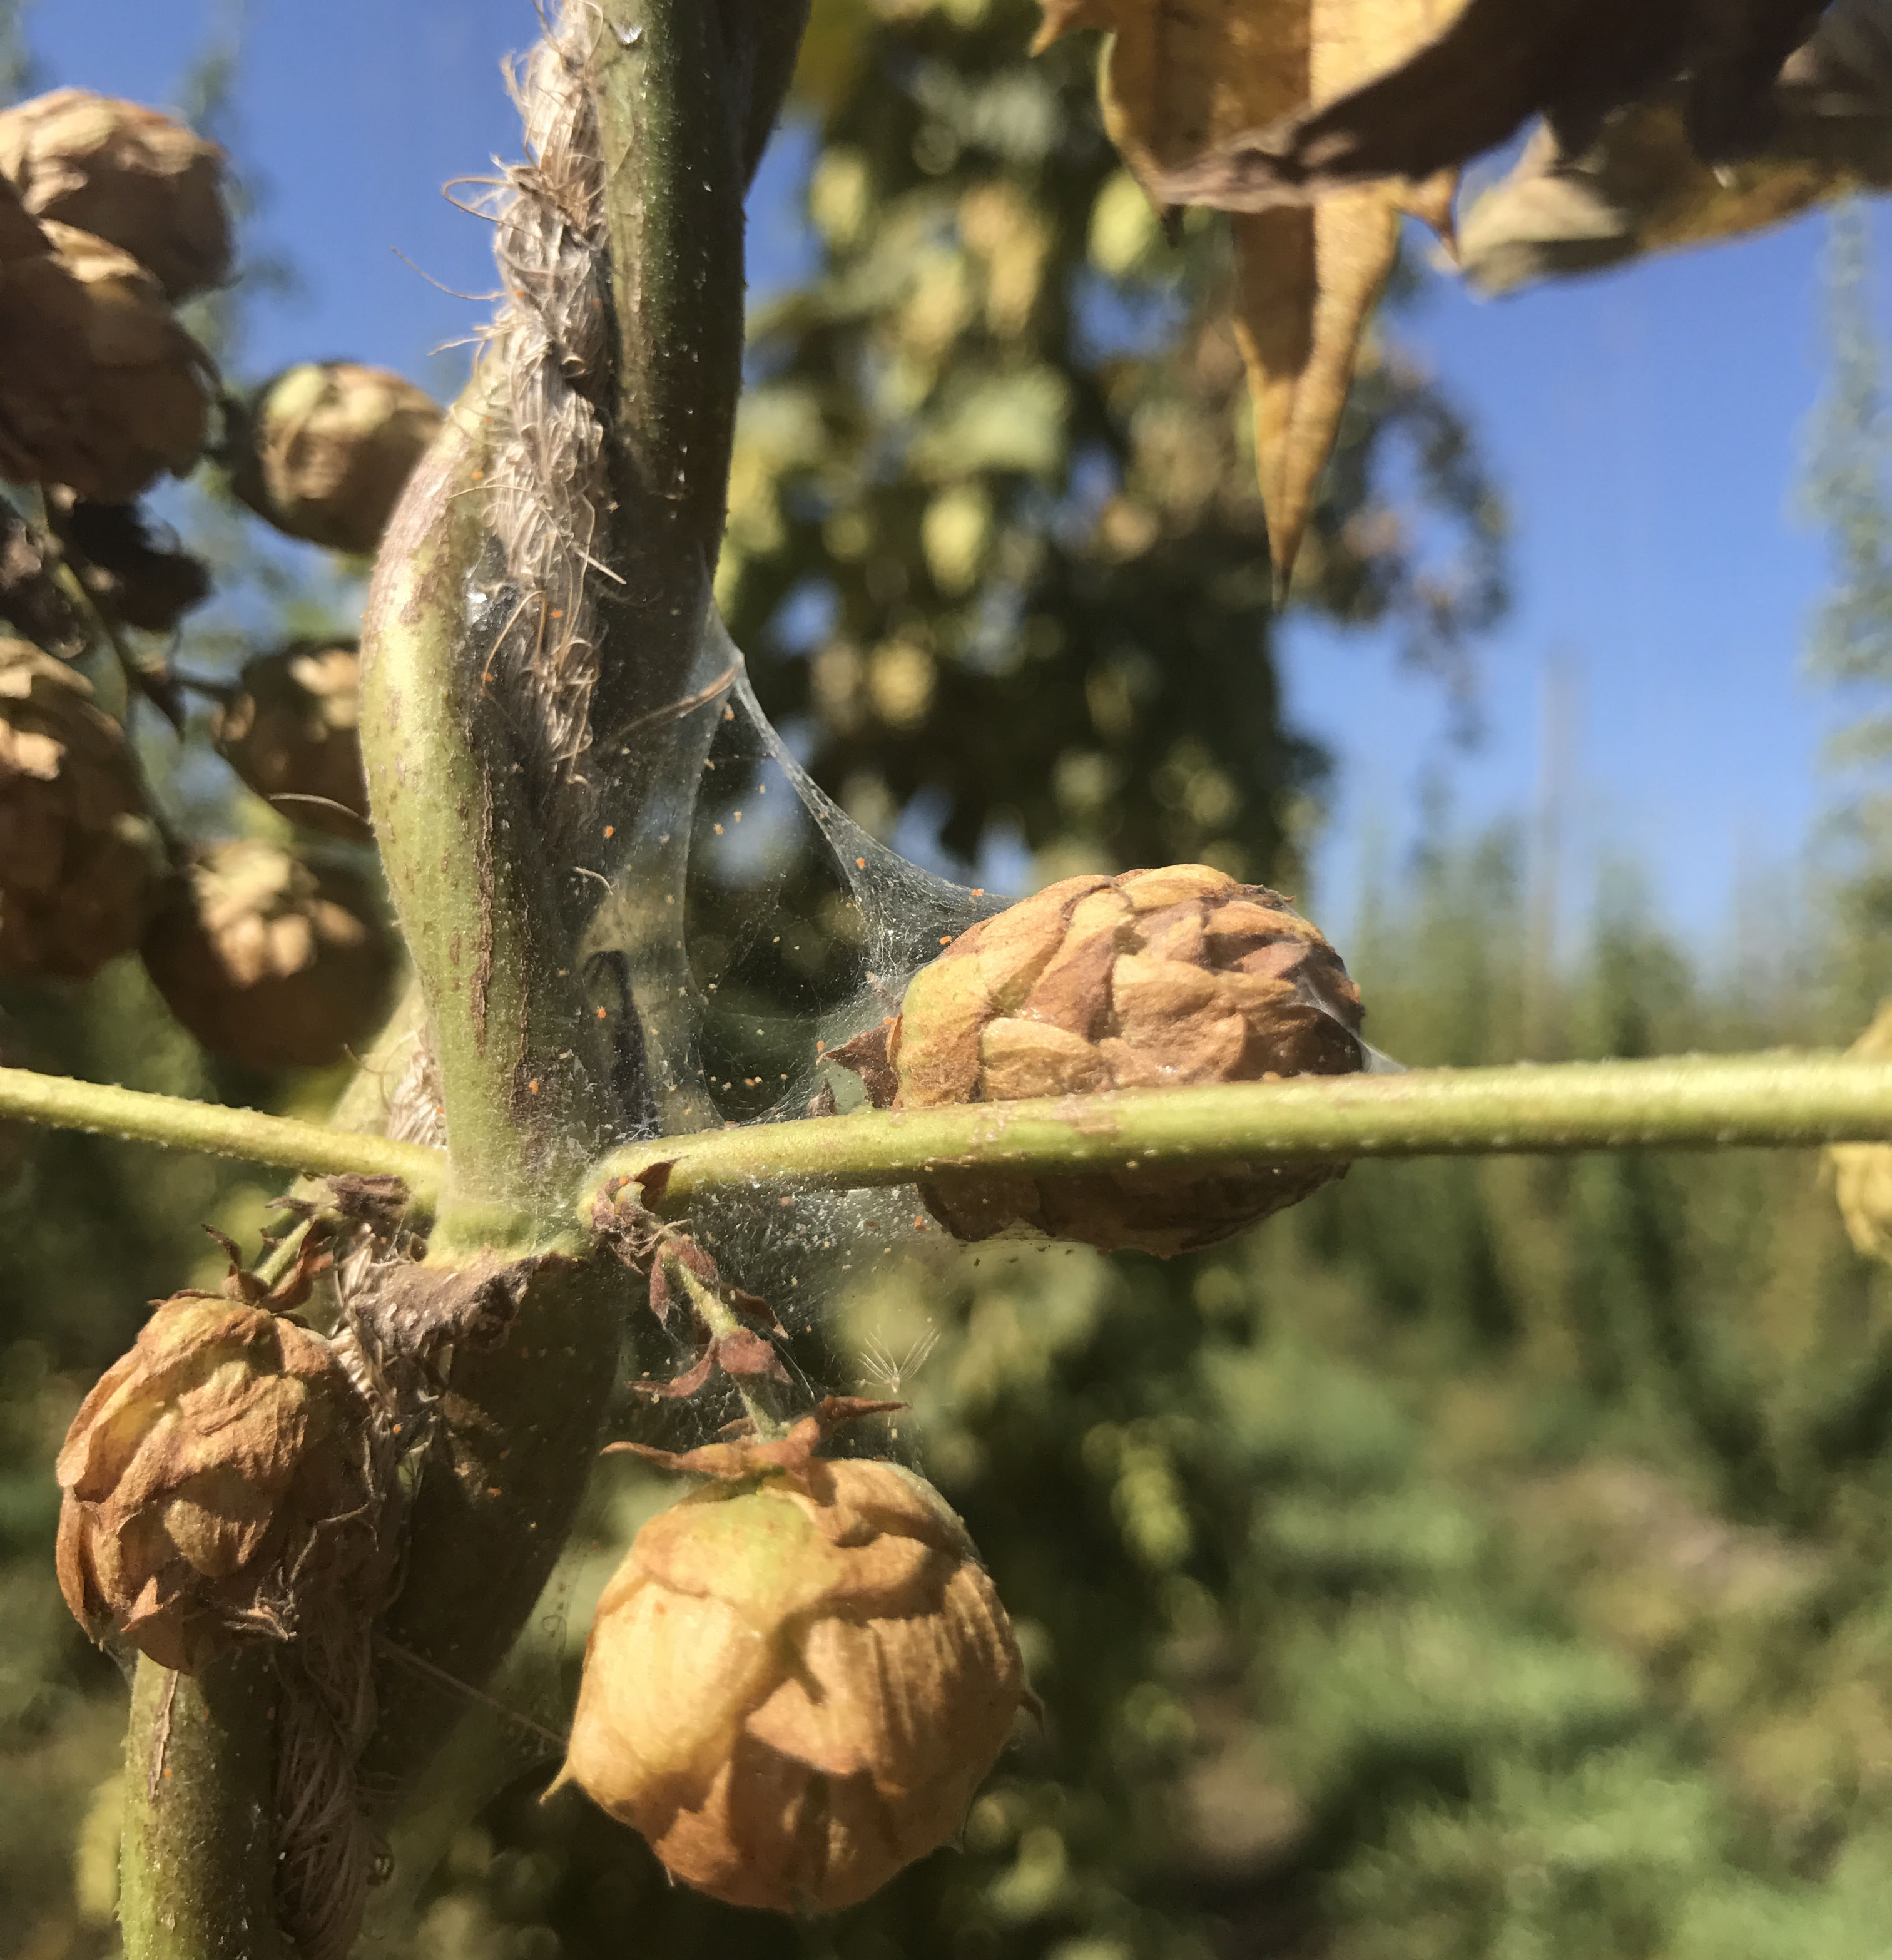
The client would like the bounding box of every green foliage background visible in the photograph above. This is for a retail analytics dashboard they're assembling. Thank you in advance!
[5,4,1892,1959]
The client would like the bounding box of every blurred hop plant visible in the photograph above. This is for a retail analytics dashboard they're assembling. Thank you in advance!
[835,863,1365,1255]
[213,642,369,838]
[0,87,232,301]
[1831,996,1892,1262]
[0,636,163,979]
[54,1240,374,1672]
[0,185,210,502]
[556,1428,1025,1912]
[141,839,392,1069]
[228,360,444,554]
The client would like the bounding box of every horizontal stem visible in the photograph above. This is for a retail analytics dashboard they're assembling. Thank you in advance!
[12,1054,1892,1236]
[0,1064,445,1205]
[586,1053,1892,1215]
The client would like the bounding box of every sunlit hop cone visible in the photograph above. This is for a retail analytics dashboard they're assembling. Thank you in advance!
[228,361,444,554]
[1831,997,1892,1263]
[0,189,210,503]
[141,839,393,1069]
[213,643,369,839]
[557,1431,1025,1912]
[0,636,164,979]
[0,88,231,301]
[55,1248,373,1672]
[834,864,1365,1257]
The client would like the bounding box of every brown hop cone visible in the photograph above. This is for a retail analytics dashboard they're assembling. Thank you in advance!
[56,1261,373,1672]
[0,191,210,503]
[228,361,444,554]
[56,496,210,635]
[141,839,394,1070]
[1832,996,1892,1263]
[0,88,231,301]
[0,636,164,979]
[0,501,87,658]
[835,864,1365,1257]
[212,642,369,839]
[557,1446,1024,1912]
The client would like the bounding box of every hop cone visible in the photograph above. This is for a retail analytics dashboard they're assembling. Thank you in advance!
[0,186,209,501]
[56,1289,371,1671]
[0,87,231,301]
[837,864,1365,1256]
[0,636,164,979]
[228,361,443,554]
[142,839,394,1069]
[1832,996,1892,1263]
[558,1455,1024,1912]
[213,643,369,838]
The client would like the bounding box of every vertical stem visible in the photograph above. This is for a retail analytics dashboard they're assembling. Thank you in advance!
[114,10,810,1947]
[581,1,795,1134]
[354,389,633,1810]
[359,392,616,1249]
[118,1654,285,1960]
[728,0,814,182]
[589,0,747,738]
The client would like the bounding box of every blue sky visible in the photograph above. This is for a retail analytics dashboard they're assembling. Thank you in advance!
[21,0,1878,957]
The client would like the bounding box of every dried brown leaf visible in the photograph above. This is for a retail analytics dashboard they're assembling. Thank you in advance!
[1459,13,1892,299]
[1209,0,1830,202]
[632,1346,718,1401]
[604,1397,905,1488]
[1057,0,1463,591]
[715,1327,792,1384]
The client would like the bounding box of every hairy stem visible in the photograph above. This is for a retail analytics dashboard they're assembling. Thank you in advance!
[10,1054,1892,1215]
[354,393,630,1817]
[118,1653,285,1960]
[359,392,615,1250]
[584,1053,1892,1216]
[11,1054,1892,1212]
[0,1063,444,1198]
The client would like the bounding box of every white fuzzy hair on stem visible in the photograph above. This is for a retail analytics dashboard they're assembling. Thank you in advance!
[475,3,616,849]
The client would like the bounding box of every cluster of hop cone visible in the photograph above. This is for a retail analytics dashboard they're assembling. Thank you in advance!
[53,859,1375,1915]
[9,84,1392,1929]
[0,87,440,1071]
